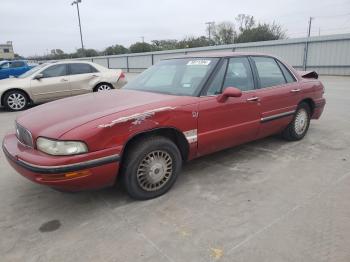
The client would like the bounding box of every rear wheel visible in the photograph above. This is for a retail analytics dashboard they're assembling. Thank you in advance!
[282,102,311,141]
[4,90,29,111]
[121,136,182,200]
[94,83,113,92]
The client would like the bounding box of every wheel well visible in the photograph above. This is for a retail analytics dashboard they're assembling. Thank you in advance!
[93,82,113,92]
[1,88,31,106]
[299,98,315,116]
[121,128,190,164]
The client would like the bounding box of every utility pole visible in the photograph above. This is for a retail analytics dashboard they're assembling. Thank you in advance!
[205,21,215,44]
[303,17,313,71]
[71,0,85,54]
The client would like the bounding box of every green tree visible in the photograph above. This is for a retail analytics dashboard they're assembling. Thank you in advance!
[151,40,178,51]
[103,44,128,55]
[235,22,286,43]
[236,14,255,32]
[213,22,236,45]
[129,42,153,53]
[176,36,211,49]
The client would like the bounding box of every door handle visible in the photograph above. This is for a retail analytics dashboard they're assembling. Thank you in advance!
[246,96,260,102]
[61,78,68,82]
[290,89,301,93]
[91,74,99,77]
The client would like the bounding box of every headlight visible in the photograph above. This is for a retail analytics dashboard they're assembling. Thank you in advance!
[36,137,88,156]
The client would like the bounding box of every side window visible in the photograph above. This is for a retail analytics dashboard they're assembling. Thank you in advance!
[0,62,9,69]
[41,64,67,78]
[252,56,286,88]
[223,57,254,91]
[206,59,228,95]
[70,63,95,75]
[10,61,25,68]
[277,61,296,83]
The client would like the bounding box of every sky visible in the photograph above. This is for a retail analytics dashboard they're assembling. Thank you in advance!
[1,0,350,57]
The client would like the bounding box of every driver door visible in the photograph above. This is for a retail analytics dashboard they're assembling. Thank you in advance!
[197,57,261,156]
[30,64,71,102]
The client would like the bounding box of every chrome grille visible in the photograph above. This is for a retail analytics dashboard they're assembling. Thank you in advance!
[15,122,34,148]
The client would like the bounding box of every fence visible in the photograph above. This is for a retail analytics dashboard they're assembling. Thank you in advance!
[76,33,350,76]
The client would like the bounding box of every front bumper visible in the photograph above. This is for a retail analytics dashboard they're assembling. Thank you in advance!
[2,133,121,191]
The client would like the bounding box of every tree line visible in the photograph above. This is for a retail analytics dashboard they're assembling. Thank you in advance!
[28,14,286,60]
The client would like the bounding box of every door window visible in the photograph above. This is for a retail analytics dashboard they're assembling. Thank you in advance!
[69,63,97,75]
[223,57,254,91]
[10,61,25,68]
[41,64,67,78]
[277,60,296,83]
[206,59,228,95]
[252,56,286,88]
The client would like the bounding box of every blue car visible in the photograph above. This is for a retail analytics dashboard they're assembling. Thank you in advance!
[0,60,35,80]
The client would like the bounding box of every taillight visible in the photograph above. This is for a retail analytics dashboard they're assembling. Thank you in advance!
[118,72,125,81]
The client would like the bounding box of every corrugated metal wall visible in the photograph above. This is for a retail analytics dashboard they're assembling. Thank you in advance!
[77,33,350,76]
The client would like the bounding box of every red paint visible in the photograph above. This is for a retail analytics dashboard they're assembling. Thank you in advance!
[2,53,326,191]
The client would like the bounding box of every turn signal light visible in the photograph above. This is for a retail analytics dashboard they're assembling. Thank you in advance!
[37,170,92,182]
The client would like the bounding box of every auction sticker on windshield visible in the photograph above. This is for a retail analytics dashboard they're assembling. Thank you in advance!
[187,60,211,66]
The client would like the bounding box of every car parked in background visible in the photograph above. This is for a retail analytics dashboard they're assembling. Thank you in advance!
[0,60,35,80]
[0,61,127,111]
[2,53,326,200]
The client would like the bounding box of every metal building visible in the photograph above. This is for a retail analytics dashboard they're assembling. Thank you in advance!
[78,33,350,76]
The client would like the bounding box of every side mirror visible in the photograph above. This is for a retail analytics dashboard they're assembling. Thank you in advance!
[217,87,242,103]
[33,73,43,80]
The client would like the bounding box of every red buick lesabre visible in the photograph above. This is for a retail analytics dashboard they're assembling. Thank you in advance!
[2,53,326,199]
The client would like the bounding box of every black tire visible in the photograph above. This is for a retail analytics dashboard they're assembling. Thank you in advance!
[94,83,113,92]
[121,136,182,200]
[282,102,311,141]
[3,90,29,111]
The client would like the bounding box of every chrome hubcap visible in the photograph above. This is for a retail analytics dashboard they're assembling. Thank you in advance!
[295,108,308,135]
[7,93,26,110]
[97,85,112,92]
[137,150,173,192]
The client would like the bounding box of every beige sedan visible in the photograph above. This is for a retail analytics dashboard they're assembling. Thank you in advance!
[0,61,127,111]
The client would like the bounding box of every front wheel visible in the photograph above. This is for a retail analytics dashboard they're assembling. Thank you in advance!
[282,102,311,141]
[4,90,29,111]
[121,136,182,200]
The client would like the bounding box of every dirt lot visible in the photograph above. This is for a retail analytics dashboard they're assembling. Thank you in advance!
[0,76,349,262]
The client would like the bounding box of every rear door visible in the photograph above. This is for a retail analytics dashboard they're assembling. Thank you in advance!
[68,63,100,95]
[197,57,261,156]
[30,64,71,102]
[250,56,301,138]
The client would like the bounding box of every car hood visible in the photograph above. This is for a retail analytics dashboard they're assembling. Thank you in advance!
[0,77,29,89]
[16,89,194,139]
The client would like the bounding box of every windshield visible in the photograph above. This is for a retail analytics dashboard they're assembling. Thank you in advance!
[18,63,47,78]
[124,58,219,96]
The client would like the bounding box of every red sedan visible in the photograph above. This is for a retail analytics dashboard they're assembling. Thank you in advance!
[2,53,326,200]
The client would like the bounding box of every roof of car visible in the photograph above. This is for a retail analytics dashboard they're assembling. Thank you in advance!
[176,52,277,59]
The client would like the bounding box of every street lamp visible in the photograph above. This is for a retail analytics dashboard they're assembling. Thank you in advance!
[71,0,84,54]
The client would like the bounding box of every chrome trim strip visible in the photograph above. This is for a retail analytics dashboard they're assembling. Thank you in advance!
[2,144,120,175]
[261,110,295,123]
[183,129,198,143]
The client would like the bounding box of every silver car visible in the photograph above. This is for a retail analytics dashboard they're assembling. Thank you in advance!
[0,61,127,111]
